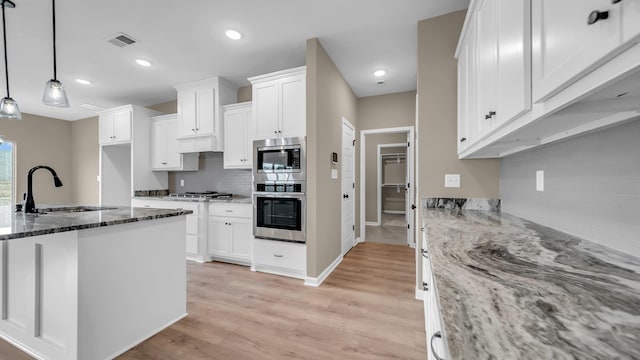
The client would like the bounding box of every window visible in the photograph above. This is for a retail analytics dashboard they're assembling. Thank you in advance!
[0,139,14,206]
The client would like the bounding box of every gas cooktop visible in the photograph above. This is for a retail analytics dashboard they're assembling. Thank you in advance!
[164,191,233,201]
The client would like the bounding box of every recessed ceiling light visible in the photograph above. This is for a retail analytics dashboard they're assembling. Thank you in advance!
[374,70,386,77]
[225,29,242,40]
[135,59,151,67]
[75,79,91,85]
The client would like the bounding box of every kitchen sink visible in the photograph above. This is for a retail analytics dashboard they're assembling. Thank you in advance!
[37,206,118,214]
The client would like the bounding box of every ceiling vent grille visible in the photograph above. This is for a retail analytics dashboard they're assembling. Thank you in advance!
[107,33,137,47]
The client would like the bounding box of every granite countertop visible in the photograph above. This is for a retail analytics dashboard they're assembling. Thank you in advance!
[0,205,193,241]
[132,195,252,204]
[422,202,640,359]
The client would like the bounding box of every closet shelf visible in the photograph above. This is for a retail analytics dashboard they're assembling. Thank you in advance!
[382,183,406,187]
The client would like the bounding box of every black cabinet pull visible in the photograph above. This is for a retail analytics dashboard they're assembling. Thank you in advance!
[484,113,491,120]
[612,0,621,4]
[430,331,445,360]
[343,194,349,199]
[460,137,467,142]
[588,10,609,25]
[488,110,496,117]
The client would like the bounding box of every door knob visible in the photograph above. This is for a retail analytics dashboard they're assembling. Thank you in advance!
[343,194,349,199]
[587,10,609,25]
[411,204,416,210]
[460,137,467,142]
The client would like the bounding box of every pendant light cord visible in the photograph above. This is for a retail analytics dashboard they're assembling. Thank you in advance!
[2,2,9,97]
[52,0,57,81]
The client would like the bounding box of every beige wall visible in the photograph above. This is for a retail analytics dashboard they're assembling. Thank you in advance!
[146,100,177,114]
[358,91,416,131]
[417,11,499,200]
[358,91,416,224]
[237,86,252,102]
[71,117,99,204]
[365,134,406,222]
[306,38,358,278]
[0,113,73,204]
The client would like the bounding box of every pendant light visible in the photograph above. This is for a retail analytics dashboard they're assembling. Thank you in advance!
[0,0,20,120]
[42,0,69,107]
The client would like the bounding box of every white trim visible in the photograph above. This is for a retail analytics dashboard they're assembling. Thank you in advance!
[248,66,307,84]
[415,289,425,301]
[364,221,379,226]
[383,210,406,215]
[359,126,415,247]
[304,255,343,287]
[186,255,208,263]
[353,236,360,246]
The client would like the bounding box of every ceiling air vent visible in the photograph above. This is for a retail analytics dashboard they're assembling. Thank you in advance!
[107,33,137,47]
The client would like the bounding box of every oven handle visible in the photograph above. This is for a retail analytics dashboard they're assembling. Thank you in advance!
[253,192,305,197]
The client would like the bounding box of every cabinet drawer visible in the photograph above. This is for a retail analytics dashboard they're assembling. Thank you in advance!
[253,239,306,272]
[208,203,251,218]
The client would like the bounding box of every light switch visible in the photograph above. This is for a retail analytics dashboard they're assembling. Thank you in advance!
[331,169,338,179]
[536,171,544,191]
[180,179,185,187]
[445,174,460,188]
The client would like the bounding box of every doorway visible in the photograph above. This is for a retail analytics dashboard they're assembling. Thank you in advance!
[0,139,15,207]
[359,127,415,248]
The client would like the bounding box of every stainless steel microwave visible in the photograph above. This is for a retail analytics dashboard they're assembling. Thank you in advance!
[253,137,306,182]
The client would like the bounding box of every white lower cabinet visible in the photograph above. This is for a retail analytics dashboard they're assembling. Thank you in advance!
[207,203,252,265]
[422,228,450,360]
[131,199,207,262]
[252,239,306,279]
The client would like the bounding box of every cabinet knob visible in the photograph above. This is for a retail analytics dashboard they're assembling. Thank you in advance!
[587,10,609,25]
[274,130,278,134]
[460,137,467,142]
[612,0,622,3]
[343,194,349,199]
[191,128,195,131]
[274,254,284,258]
[484,113,491,120]
[489,110,496,117]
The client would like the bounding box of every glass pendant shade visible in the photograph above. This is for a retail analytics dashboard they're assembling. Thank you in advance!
[42,79,69,107]
[0,96,21,119]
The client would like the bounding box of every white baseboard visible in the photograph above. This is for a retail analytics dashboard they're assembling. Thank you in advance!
[304,255,343,287]
[353,237,360,246]
[415,288,424,301]
[186,255,208,263]
[383,210,406,214]
[365,221,379,226]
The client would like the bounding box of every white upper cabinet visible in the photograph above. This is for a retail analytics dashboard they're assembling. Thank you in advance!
[457,0,640,159]
[475,0,499,137]
[249,66,306,140]
[99,108,132,145]
[457,19,477,153]
[459,0,531,142]
[150,114,199,171]
[532,0,621,103]
[223,102,253,169]
[622,0,640,43]
[174,77,238,153]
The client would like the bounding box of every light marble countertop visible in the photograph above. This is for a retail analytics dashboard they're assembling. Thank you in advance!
[132,195,252,204]
[422,205,640,359]
[0,205,192,241]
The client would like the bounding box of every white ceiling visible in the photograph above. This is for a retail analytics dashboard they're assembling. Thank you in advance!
[3,0,469,121]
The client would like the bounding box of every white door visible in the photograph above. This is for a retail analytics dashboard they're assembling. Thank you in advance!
[98,114,114,144]
[622,0,640,43]
[196,87,215,136]
[113,110,132,142]
[253,82,279,139]
[177,90,197,138]
[208,217,229,256]
[341,119,356,256]
[229,218,252,261]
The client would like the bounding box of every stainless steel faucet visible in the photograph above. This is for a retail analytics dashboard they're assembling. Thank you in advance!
[24,165,63,213]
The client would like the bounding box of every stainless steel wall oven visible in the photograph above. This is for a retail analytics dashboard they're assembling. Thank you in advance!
[253,137,306,243]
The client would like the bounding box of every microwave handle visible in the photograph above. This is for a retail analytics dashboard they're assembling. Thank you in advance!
[253,192,305,197]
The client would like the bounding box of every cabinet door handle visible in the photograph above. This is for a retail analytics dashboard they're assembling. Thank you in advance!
[460,137,467,142]
[587,10,609,25]
[421,249,429,258]
[422,281,429,291]
[484,113,491,120]
[612,0,621,3]
[430,331,445,360]
[274,254,284,258]
[489,110,496,117]
[225,210,233,212]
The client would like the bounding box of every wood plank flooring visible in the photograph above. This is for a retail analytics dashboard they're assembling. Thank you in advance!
[0,242,425,359]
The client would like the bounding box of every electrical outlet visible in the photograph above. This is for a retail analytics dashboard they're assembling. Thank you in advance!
[180,179,185,187]
[536,171,544,191]
[445,174,460,188]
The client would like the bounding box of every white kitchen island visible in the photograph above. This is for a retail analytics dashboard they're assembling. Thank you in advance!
[0,205,190,360]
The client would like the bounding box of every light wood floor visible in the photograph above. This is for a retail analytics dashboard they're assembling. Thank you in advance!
[0,242,425,360]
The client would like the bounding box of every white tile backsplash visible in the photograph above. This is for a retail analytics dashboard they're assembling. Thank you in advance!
[168,152,252,196]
